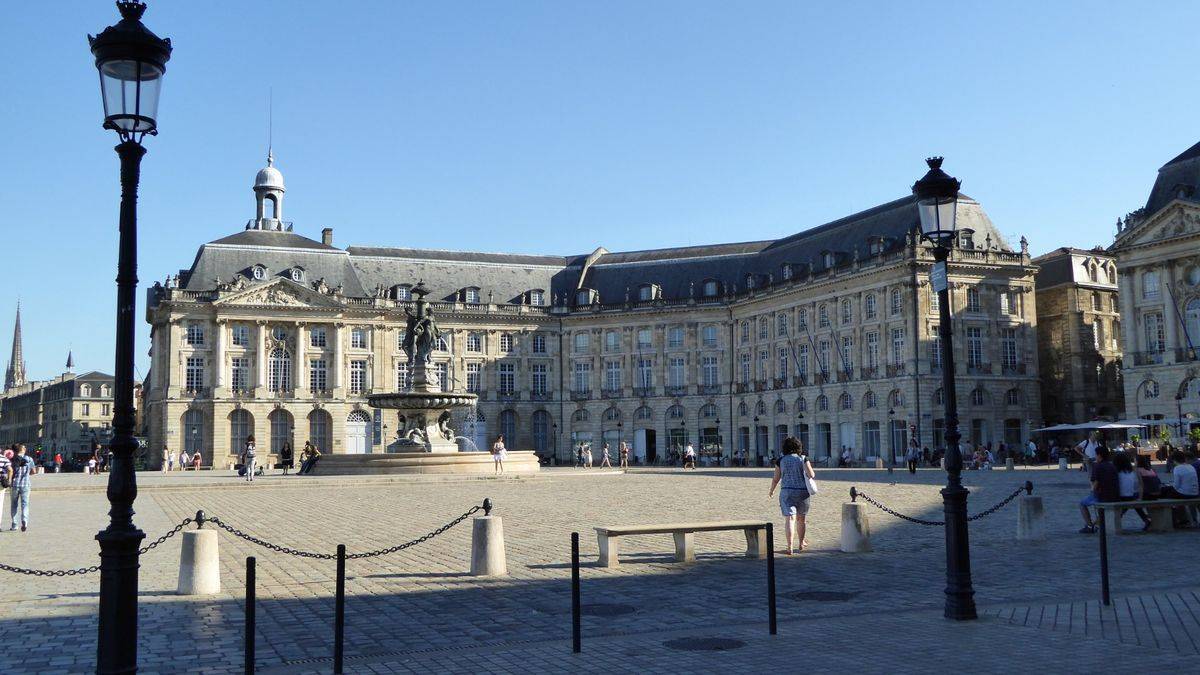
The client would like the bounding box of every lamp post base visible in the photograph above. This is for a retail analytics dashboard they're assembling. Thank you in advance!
[941,483,977,621]
[96,525,146,674]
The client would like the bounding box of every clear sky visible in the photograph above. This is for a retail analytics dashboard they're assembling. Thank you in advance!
[1,0,1198,381]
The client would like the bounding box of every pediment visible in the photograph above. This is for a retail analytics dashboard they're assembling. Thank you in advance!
[1113,201,1200,250]
[214,279,343,308]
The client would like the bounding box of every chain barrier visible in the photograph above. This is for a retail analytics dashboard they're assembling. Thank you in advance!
[209,501,485,560]
[850,481,1033,526]
[0,516,195,577]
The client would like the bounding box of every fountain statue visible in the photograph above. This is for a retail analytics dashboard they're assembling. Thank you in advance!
[320,281,540,474]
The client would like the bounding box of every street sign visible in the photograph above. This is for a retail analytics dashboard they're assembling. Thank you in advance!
[931,261,948,293]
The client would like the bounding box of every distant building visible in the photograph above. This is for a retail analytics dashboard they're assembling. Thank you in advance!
[145,153,1043,468]
[1111,140,1200,436]
[1033,247,1124,423]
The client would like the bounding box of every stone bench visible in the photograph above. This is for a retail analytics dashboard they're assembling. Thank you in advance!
[1096,498,1200,534]
[594,521,770,567]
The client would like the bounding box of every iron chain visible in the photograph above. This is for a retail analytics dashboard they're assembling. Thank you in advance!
[856,484,1030,526]
[210,504,482,560]
[0,516,194,577]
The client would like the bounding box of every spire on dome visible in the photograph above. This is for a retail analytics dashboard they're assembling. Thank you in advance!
[66,350,75,372]
[5,301,27,392]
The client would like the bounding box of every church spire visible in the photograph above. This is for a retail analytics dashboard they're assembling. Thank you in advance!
[66,349,75,373]
[5,302,27,391]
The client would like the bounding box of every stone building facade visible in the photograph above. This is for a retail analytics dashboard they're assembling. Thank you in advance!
[0,369,116,458]
[1111,140,1200,436]
[1033,247,1124,423]
[145,157,1042,468]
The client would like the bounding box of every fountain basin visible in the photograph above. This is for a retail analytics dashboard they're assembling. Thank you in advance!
[318,450,541,475]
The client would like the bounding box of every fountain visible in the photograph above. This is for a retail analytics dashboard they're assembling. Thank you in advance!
[320,282,540,475]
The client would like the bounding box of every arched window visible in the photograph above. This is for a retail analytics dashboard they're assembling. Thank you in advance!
[890,289,902,315]
[889,390,905,408]
[574,332,590,353]
[308,409,332,453]
[183,409,204,457]
[604,407,621,422]
[269,408,294,455]
[816,395,828,412]
[774,399,787,414]
[499,410,517,444]
[699,403,718,419]
[865,293,877,319]
[738,401,748,417]
[863,391,876,409]
[796,397,807,412]
[635,406,653,420]
[81,384,92,397]
[290,267,304,283]
[268,348,292,391]
[1006,388,1021,406]
[667,405,685,420]
[970,388,986,406]
[573,408,590,423]
[840,299,852,325]
[839,392,853,411]
[1144,380,1160,399]
[101,384,111,397]
[755,400,767,416]
[230,409,254,454]
[252,265,268,280]
[818,304,830,328]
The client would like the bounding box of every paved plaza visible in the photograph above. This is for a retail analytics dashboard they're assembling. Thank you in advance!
[0,465,1195,673]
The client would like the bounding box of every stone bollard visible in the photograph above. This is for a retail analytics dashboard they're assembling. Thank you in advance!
[0,488,8,527]
[1016,495,1045,541]
[1005,457,1015,471]
[470,515,507,576]
[840,503,872,553]
[177,528,221,595]
[1058,458,1068,471]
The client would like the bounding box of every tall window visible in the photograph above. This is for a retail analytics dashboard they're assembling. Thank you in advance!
[999,292,1011,315]
[1143,271,1160,300]
[531,363,548,395]
[668,357,686,388]
[532,334,547,353]
[185,357,204,391]
[395,361,411,391]
[309,410,331,452]
[798,344,809,377]
[1090,293,1101,312]
[931,328,942,369]
[310,359,328,392]
[930,288,939,313]
[605,331,620,352]
[186,323,205,346]
[184,409,204,456]
[759,317,769,339]
[702,356,719,386]
[466,333,482,352]
[466,363,480,392]
[573,361,592,393]
[465,287,481,304]
[500,410,517,445]
[529,289,544,306]
[840,300,852,325]
[637,329,653,349]
[268,348,292,391]
[230,409,253,454]
[818,340,831,377]
[435,363,448,389]
[231,357,250,392]
[967,328,983,367]
[1001,328,1017,367]
[840,336,854,370]
[1145,312,1165,352]
[865,294,877,320]
[741,321,750,344]
[499,363,516,394]
[818,305,830,328]
[863,421,880,455]
[890,329,905,365]
[777,313,788,336]
[740,353,751,384]
[499,334,514,353]
[758,350,769,381]
[231,325,249,346]
[349,360,367,394]
[966,287,981,312]
[605,360,622,390]
[866,331,879,368]
[817,395,829,412]
[637,358,654,388]
[798,309,808,330]
[350,327,367,349]
[309,326,326,347]
[702,325,718,347]
[777,348,788,379]
[890,289,902,315]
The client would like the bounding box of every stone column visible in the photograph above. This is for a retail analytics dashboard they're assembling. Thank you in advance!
[213,318,227,397]
[166,319,183,398]
[1164,263,1179,363]
[295,322,307,396]
[332,323,346,397]
[254,320,268,395]
[1119,269,1138,353]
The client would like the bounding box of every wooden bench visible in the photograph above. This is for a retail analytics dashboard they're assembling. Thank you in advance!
[1096,498,1200,534]
[594,521,770,567]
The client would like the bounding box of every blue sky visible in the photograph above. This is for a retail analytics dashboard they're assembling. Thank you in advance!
[1,1,1198,380]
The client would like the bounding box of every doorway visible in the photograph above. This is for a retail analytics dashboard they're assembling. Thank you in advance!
[838,422,855,458]
[345,410,370,454]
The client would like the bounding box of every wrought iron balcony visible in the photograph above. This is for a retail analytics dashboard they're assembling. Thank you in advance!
[632,386,655,398]
[665,385,688,397]
[601,388,623,400]
[699,384,722,395]
[529,391,553,402]
[1132,351,1164,366]
[497,391,521,402]
[570,390,592,401]
[181,387,210,399]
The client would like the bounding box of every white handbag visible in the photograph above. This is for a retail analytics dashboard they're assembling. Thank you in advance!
[803,457,819,495]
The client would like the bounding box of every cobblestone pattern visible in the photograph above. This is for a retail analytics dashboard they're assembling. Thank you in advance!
[0,466,1196,673]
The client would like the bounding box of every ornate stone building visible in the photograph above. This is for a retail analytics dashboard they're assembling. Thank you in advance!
[1111,141,1200,434]
[146,156,1042,468]
[1033,247,1124,423]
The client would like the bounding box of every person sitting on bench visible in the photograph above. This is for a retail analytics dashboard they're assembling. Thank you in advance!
[1079,446,1118,534]
[1160,451,1199,527]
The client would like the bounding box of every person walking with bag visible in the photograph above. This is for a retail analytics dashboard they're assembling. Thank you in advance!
[240,435,257,483]
[768,437,817,554]
[491,435,507,474]
[9,444,35,531]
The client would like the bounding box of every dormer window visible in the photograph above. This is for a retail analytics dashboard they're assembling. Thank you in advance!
[702,279,719,297]
[868,237,884,256]
[781,264,793,281]
[289,267,304,283]
[746,274,757,290]
[958,229,975,250]
[529,289,545,306]
[822,251,835,268]
[393,285,412,301]
[464,287,481,304]
[638,284,660,301]
[252,265,268,281]
[576,288,597,306]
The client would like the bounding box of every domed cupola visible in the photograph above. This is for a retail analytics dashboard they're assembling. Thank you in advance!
[251,150,287,230]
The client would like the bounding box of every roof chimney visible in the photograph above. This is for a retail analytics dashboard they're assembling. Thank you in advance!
[321,228,333,246]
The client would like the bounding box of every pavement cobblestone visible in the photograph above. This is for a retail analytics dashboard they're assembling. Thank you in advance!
[0,465,1195,672]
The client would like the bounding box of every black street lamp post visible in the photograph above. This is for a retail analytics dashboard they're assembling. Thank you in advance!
[912,157,977,621]
[88,2,172,671]
[1176,391,1185,440]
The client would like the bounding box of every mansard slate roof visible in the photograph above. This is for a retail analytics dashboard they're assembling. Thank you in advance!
[1144,140,1200,217]
[176,193,1010,305]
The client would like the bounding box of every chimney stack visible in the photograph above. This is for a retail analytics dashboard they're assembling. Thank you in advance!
[321,228,333,246]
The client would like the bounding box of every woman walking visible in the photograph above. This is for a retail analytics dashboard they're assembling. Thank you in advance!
[241,435,257,482]
[491,435,507,474]
[619,441,630,469]
[599,443,613,469]
[768,437,815,554]
[584,444,593,468]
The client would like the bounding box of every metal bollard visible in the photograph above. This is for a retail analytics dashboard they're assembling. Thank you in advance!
[335,544,346,673]
[1098,509,1110,606]
[766,522,776,635]
[245,556,255,674]
[571,532,581,653]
